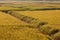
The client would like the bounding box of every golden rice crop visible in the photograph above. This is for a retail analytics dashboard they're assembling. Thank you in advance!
[0,12,28,25]
[16,10,60,29]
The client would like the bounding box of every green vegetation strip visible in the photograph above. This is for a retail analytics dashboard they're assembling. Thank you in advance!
[0,8,60,11]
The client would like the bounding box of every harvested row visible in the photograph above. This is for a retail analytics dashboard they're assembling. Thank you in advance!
[39,24,59,36]
[53,32,60,40]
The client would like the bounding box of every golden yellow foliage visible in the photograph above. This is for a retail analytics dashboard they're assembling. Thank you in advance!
[0,12,28,25]
[0,3,60,40]
[16,10,60,29]
[0,25,49,40]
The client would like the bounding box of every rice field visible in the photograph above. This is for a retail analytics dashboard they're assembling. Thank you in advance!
[16,10,60,29]
[0,2,60,40]
[0,12,28,25]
